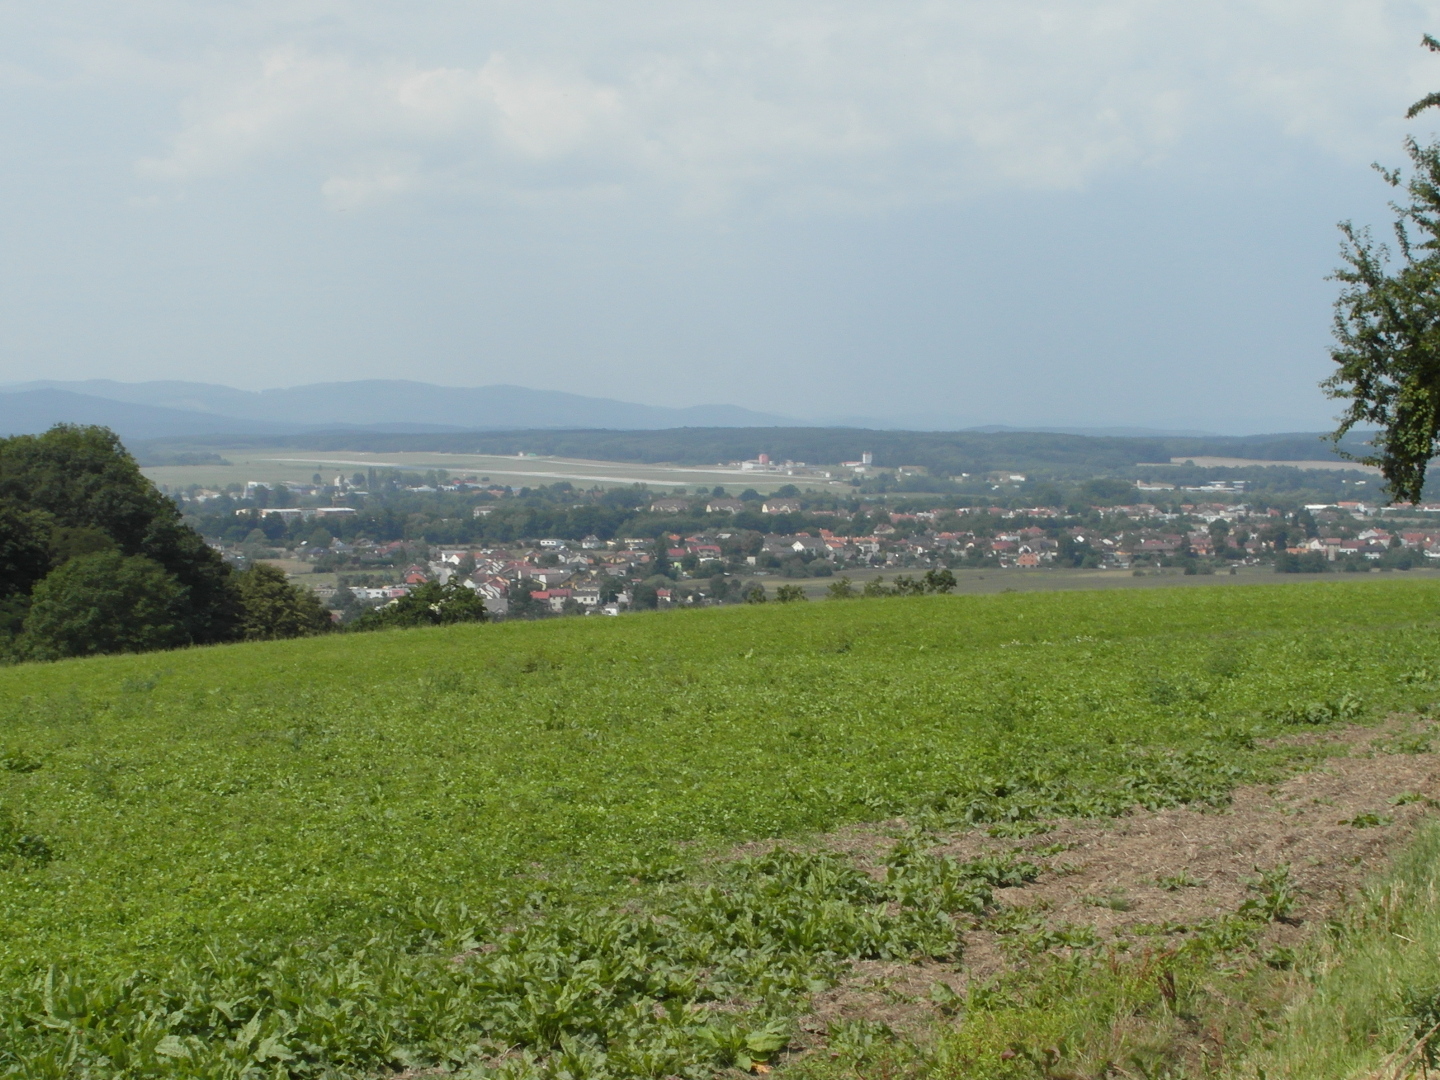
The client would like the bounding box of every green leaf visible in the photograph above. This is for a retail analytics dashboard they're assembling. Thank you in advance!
[153,1035,188,1059]
[745,1020,788,1054]
[255,1034,295,1062]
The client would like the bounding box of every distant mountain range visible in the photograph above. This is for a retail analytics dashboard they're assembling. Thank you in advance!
[0,380,798,441]
[0,378,1322,445]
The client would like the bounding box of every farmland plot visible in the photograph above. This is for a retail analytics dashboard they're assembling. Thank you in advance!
[4,581,1440,1077]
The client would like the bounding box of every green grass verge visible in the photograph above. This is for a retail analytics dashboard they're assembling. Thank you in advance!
[1235,818,1440,1080]
[3,580,1440,1077]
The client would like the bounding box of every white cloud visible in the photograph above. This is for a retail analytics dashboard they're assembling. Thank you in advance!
[138,50,622,186]
[97,0,1440,209]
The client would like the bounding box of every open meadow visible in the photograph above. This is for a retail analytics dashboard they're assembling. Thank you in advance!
[6,580,1440,1078]
[139,450,843,494]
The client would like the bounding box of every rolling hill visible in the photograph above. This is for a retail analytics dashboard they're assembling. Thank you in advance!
[0,379,797,439]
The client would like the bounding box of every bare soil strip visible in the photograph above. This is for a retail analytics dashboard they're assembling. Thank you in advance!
[798,720,1440,1045]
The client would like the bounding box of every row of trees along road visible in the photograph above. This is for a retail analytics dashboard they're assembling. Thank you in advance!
[0,425,376,662]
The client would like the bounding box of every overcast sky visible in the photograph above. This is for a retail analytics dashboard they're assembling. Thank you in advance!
[4,2,1440,432]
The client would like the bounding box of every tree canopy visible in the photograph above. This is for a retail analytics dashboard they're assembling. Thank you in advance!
[0,425,336,661]
[1325,35,1440,502]
[0,424,240,643]
[234,564,334,641]
[350,579,488,631]
[21,552,192,660]
[0,502,53,635]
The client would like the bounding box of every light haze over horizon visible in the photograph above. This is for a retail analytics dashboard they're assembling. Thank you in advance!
[5,2,1440,435]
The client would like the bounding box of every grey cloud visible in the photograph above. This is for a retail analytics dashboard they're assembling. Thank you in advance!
[109,1,1440,211]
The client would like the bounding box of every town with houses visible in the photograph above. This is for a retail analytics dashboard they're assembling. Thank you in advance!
[165,463,1440,620]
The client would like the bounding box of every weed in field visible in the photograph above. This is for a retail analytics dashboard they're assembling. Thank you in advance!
[929,980,965,1016]
[882,842,1038,916]
[0,809,51,869]
[1083,888,1134,911]
[1375,725,1437,754]
[824,1018,895,1065]
[985,820,1051,838]
[984,903,1050,935]
[954,853,1042,890]
[1240,865,1299,923]
[1024,842,1074,858]
[694,1016,789,1072]
[1390,791,1436,807]
[1263,945,1297,970]
[1155,870,1202,891]
[1147,678,1183,706]
[1342,811,1394,828]
[609,854,686,884]
[1400,984,1440,1069]
[1131,919,1192,936]
[1205,643,1246,679]
[945,746,1248,830]
[1146,675,1213,706]
[1267,693,1365,727]
[1207,724,1259,750]
[4,842,1060,1078]
[1005,922,1103,955]
[0,751,41,773]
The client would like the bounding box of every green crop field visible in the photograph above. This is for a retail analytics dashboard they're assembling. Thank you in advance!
[5,580,1440,1078]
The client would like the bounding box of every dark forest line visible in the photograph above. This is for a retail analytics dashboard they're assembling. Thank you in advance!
[136,426,1375,478]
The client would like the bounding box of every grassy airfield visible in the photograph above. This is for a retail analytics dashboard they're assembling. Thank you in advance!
[140,449,838,494]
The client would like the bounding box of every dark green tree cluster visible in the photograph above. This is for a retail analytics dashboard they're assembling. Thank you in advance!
[349,579,487,631]
[855,570,957,598]
[234,564,333,641]
[1,426,332,661]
